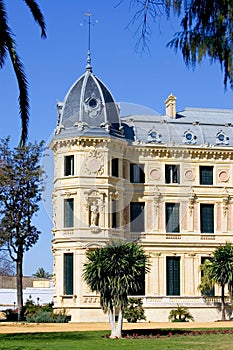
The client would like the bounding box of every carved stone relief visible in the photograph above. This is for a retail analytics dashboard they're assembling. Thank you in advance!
[85,150,104,176]
[84,190,105,232]
[218,170,229,183]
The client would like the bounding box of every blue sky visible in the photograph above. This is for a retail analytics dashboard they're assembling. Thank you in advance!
[1,0,233,275]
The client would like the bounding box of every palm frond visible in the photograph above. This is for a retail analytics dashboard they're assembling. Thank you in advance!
[0,0,29,146]
[7,42,29,147]
[0,0,9,68]
[23,0,46,38]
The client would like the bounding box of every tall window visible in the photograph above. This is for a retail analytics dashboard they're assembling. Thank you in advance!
[64,198,74,228]
[200,166,213,185]
[64,155,74,176]
[165,165,180,184]
[130,164,145,183]
[64,253,73,295]
[111,158,119,177]
[201,257,215,296]
[166,257,180,296]
[200,204,214,233]
[130,202,145,232]
[166,203,180,233]
[112,200,118,228]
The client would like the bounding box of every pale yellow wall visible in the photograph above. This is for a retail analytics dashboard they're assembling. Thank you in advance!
[51,137,233,322]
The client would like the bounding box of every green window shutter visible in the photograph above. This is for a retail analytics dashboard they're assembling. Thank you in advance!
[166,257,180,296]
[200,204,214,233]
[166,203,180,233]
[130,202,145,232]
[64,198,74,227]
[64,253,73,295]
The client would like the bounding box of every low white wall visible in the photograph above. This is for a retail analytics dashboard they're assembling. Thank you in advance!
[0,286,54,310]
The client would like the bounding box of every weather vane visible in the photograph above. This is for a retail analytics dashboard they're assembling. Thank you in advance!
[80,12,98,71]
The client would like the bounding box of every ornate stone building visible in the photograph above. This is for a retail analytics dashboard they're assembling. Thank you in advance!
[50,57,233,322]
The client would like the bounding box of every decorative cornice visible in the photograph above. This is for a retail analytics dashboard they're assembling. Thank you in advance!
[129,145,233,161]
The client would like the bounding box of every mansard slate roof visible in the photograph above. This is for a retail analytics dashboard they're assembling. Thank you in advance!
[54,66,233,147]
[122,108,233,147]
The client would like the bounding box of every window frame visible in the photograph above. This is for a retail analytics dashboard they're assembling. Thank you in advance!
[165,164,180,184]
[64,198,74,228]
[201,257,215,296]
[130,202,145,232]
[200,203,214,233]
[166,203,180,233]
[64,155,74,176]
[166,256,180,296]
[64,253,73,295]
[130,163,145,183]
[111,199,118,228]
[111,158,119,177]
[200,166,213,185]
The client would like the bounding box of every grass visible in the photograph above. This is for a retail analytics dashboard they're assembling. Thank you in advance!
[0,330,233,350]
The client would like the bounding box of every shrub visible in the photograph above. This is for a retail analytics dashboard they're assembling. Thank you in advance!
[26,309,70,323]
[3,308,18,321]
[123,297,146,323]
[24,298,69,323]
[168,305,194,322]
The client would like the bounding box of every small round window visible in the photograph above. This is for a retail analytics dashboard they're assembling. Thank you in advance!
[185,132,193,141]
[150,131,157,139]
[216,131,229,145]
[88,98,98,108]
[183,130,196,144]
[147,129,161,143]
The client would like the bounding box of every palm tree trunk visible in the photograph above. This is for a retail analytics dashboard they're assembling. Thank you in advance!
[16,247,24,321]
[116,308,123,338]
[109,307,117,338]
[221,284,226,321]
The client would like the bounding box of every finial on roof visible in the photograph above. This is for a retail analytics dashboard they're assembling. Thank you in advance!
[85,12,92,72]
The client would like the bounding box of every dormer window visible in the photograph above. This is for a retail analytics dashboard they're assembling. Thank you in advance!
[183,130,196,144]
[216,130,229,145]
[147,128,161,143]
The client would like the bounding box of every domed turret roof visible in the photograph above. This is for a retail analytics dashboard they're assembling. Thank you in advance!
[55,64,123,139]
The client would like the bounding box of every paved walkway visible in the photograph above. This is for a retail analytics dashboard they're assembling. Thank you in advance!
[0,321,233,334]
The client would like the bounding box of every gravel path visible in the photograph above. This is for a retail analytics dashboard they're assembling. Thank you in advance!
[0,321,233,334]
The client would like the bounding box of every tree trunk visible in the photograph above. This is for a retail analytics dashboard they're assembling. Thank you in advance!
[109,306,124,338]
[16,247,24,321]
[109,308,117,338]
[221,284,226,321]
[115,308,123,338]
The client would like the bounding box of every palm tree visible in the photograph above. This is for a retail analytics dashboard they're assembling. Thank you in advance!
[82,241,150,338]
[200,243,233,321]
[0,0,46,146]
[168,305,194,322]
[33,267,52,279]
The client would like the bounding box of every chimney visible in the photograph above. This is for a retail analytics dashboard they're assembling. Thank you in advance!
[165,94,176,118]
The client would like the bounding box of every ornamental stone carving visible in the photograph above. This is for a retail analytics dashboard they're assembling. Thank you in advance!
[85,150,104,175]
[218,170,229,183]
[150,168,161,180]
[184,169,195,181]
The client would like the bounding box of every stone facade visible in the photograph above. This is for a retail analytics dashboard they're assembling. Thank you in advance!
[50,63,233,322]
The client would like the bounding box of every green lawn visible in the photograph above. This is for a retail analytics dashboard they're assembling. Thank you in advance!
[0,331,233,350]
